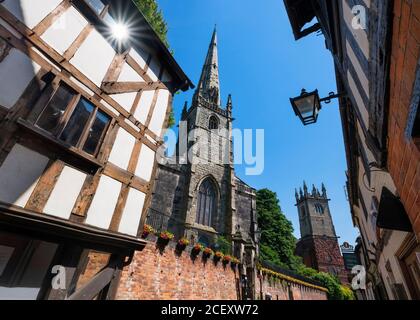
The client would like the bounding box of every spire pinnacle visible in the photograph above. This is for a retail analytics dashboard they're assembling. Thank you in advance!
[321,183,327,197]
[226,94,232,110]
[194,28,220,107]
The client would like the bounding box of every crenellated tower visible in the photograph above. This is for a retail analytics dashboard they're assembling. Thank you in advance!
[295,183,348,283]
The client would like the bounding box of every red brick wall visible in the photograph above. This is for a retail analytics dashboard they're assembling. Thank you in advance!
[388,0,420,238]
[297,237,348,284]
[116,239,240,300]
[255,274,328,300]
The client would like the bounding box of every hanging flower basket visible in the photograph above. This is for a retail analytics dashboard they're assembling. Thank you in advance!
[157,231,174,246]
[191,243,203,255]
[142,224,154,239]
[222,255,232,264]
[203,247,214,259]
[214,251,224,262]
[176,237,190,251]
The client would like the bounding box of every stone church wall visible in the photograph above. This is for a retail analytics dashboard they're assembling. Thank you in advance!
[234,181,257,238]
[147,164,188,238]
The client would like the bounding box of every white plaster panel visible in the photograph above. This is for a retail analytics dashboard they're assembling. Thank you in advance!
[346,40,369,98]
[347,70,369,128]
[41,6,88,55]
[0,49,41,108]
[135,145,155,182]
[118,63,144,82]
[70,29,115,86]
[356,121,375,163]
[110,92,137,113]
[0,144,49,207]
[1,0,62,29]
[108,127,135,170]
[133,90,154,124]
[148,89,170,136]
[342,0,369,60]
[85,175,121,230]
[118,188,146,236]
[43,166,86,219]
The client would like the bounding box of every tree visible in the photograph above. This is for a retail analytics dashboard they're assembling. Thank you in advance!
[133,0,169,48]
[256,189,302,270]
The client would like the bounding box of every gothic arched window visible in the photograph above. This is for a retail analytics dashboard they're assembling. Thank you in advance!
[209,116,219,130]
[196,178,217,226]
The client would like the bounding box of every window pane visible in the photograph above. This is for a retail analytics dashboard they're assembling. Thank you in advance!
[85,0,105,15]
[83,110,110,155]
[60,98,94,147]
[36,85,75,133]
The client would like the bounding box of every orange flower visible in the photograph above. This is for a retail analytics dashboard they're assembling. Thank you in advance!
[159,231,174,240]
[178,237,190,246]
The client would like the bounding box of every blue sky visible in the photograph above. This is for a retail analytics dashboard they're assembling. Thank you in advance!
[157,0,359,244]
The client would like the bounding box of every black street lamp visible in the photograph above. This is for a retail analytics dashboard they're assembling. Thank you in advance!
[289,89,343,125]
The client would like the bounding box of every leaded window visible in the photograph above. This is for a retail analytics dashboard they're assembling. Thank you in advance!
[209,116,219,130]
[196,178,217,226]
[315,203,324,214]
[34,83,111,157]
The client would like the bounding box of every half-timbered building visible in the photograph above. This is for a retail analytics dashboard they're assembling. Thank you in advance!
[0,0,192,300]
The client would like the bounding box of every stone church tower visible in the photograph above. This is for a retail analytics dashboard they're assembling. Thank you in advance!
[179,28,235,243]
[295,182,348,283]
[145,29,258,296]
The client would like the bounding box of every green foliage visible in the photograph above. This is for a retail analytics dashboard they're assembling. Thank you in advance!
[297,266,355,300]
[167,109,175,128]
[133,0,169,48]
[256,189,301,270]
[311,272,343,300]
[216,236,232,255]
[340,285,356,300]
[296,265,319,278]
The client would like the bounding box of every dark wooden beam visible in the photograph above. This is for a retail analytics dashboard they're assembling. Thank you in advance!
[101,81,166,94]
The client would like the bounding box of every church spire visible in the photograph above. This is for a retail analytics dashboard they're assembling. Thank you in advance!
[194,27,221,107]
